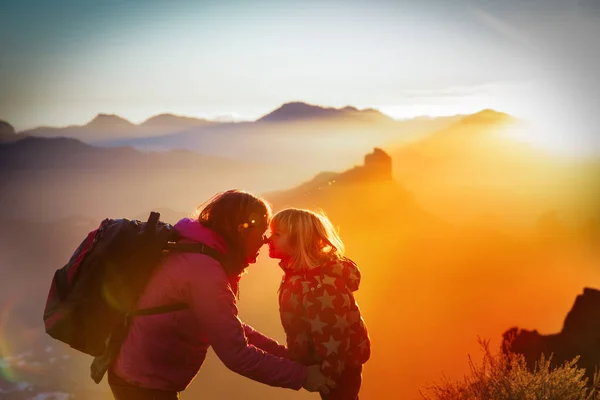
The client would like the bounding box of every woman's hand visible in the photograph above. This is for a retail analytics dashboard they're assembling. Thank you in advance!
[303,364,336,394]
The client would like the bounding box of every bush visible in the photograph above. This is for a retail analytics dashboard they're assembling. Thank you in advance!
[420,338,600,400]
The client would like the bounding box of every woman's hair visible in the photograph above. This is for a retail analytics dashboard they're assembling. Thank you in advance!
[195,189,272,276]
[271,208,345,270]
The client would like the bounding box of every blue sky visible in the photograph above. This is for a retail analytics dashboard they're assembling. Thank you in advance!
[1,0,599,154]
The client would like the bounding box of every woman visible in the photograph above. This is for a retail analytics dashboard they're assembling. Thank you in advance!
[268,208,371,400]
[109,190,334,399]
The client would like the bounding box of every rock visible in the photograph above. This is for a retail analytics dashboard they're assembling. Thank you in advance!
[502,287,600,382]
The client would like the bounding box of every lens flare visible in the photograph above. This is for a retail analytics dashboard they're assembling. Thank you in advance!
[0,298,19,382]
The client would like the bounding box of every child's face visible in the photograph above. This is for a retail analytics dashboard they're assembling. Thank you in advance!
[267,222,293,261]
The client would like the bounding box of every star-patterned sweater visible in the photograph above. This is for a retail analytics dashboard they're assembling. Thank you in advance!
[278,257,371,380]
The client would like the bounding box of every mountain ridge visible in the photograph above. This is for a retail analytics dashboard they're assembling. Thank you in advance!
[257,101,394,123]
[12,104,504,136]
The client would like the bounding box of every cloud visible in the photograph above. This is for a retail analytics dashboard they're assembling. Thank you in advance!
[396,81,535,99]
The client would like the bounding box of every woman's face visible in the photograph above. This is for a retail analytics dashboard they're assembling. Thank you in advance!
[267,222,293,261]
[240,220,268,264]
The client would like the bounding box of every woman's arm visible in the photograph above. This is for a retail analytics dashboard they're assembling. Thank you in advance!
[183,257,305,389]
[243,323,289,358]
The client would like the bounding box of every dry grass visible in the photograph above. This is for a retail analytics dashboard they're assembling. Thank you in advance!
[421,338,600,400]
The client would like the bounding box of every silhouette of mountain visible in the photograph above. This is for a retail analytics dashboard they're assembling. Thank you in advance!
[263,148,436,235]
[86,113,135,128]
[140,113,214,129]
[0,136,243,170]
[91,105,460,172]
[388,108,527,178]
[0,136,132,169]
[267,148,393,197]
[10,104,463,173]
[503,287,600,382]
[457,109,513,126]
[18,113,221,141]
[257,101,394,123]
[0,135,295,222]
[0,120,16,136]
[0,120,22,143]
[384,108,590,223]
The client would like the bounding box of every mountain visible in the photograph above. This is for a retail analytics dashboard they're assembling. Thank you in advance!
[86,113,136,129]
[140,113,214,129]
[456,108,513,126]
[87,108,462,174]
[503,287,600,383]
[0,120,21,143]
[0,136,242,170]
[264,148,435,233]
[15,102,397,145]
[257,101,394,123]
[8,103,465,175]
[0,120,16,136]
[18,113,220,142]
[386,109,600,225]
[388,109,525,179]
[0,136,284,221]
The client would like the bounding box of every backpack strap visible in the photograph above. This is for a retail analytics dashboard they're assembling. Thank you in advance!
[164,242,224,264]
[130,303,189,316]
[131,241,224,317]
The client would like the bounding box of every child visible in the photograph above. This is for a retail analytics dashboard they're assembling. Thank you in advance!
[268,208,371,400]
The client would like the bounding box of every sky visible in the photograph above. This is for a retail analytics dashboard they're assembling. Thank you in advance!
[0,0,599,154]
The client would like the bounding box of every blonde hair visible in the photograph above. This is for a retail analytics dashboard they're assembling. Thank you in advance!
[271,208,345,270]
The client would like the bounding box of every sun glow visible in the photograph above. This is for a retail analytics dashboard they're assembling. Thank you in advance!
[375,88,600,159]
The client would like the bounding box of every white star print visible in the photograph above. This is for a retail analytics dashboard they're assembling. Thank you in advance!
[333,313,350,332]
[322,275,337,286]
[322,336,341,356]
[316,290,336,310]
[288,275,302,285]
[310,315,328,335]
[331,263,344,276]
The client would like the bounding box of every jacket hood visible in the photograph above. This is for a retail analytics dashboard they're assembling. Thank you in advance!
[295,257,362,292]
[174,218,228,254]
[331,258,362,292]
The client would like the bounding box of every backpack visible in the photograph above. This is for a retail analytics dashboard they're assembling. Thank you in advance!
[42,211,223,383]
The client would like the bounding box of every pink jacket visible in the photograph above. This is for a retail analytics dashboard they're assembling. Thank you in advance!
[112,218,307,391]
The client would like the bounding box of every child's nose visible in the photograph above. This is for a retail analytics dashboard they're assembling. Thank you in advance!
[262,235,269,244]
